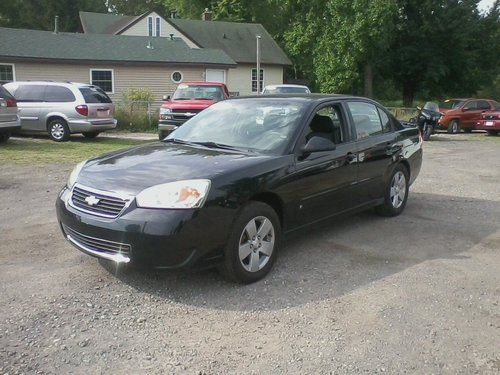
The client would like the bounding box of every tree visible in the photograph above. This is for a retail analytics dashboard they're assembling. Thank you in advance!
[0,0,107,32]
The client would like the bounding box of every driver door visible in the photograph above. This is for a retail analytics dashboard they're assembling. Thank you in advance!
[286,103,359,228]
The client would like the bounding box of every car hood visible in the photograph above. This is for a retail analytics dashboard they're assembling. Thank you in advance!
[76,142,270,195]
[162,100,216,110]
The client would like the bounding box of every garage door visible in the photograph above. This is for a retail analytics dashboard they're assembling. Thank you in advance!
[206,69,226,83]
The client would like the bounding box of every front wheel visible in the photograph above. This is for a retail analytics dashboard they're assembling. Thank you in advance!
[48,119,70,142]
[376,165,410,217]
[448,120,460,134]
[218,202,281,283]
[82,132,100,139]
[422,123,433,141]
[0,133,10,144]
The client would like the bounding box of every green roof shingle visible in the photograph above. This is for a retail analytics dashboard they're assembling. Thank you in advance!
[0,27,236,66]
[169,18,292,66]
[79,11,139,34]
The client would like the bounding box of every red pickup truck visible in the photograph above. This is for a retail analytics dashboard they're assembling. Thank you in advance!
[158,82,229,140]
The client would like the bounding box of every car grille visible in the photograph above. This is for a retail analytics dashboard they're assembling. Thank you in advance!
[62,224,131,256]
[171,109,202,121]
[71,185,128,218]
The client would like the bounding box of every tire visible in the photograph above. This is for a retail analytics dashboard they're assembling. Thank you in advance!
[463,128,472,133]
[82,132,100,139]
[48,119,70,142]
[218,201,281,283]
[0,133,10,144]
[487,130,498,136]
[422,123,432,141]
[376,165,410,217]
[159,132,166,141]
[447,120,460,134]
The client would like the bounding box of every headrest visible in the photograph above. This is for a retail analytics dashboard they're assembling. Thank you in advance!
[352,114,371,127]
[310,114,333,133]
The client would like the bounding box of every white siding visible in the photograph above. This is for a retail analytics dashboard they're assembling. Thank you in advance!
[227,64,283,96]
[120,12,200,48]
[13,61,205,106]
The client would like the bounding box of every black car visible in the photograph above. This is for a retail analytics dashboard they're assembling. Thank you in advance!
[56,95,422,283]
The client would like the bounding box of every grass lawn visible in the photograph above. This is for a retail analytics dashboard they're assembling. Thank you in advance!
[0,136,151,165]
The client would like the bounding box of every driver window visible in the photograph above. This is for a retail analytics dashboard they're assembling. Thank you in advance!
[463,101,477,110]
[304,105,346,145]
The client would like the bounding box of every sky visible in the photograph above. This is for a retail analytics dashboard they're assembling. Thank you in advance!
[478,0,495,12]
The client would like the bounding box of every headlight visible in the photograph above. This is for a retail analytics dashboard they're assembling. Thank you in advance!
[136,179,211,209]
[67,160,87,189]
[160,108,172,115]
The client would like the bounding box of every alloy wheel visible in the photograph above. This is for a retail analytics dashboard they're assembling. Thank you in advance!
[50,123,65,140]
[238,216,275,272]
[390,171,407,209]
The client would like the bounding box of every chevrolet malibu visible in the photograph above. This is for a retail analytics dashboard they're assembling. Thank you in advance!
[56,95,422,283]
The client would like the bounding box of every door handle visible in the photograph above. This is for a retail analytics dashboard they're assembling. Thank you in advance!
[346,152,357,163]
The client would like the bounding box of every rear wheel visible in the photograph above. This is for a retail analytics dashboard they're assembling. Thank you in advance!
[82,132,100,139]
[487,130,498,136]
[0,133,10,144]
[218,202,281,283]
[48,119,70,142]
[447,120,460,134]
[376,165,410,217]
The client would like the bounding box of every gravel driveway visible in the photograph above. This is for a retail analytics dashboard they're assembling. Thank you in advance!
[1,134,499,374]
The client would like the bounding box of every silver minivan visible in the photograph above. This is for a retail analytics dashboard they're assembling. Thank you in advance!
[0,85,20,143]
[3,81,117,142]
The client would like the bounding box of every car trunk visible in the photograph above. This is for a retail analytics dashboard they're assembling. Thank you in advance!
[0,86,18,123]
[79,86,115,124]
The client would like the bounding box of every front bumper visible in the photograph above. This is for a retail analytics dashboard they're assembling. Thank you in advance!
[56,187,232,269]
[158,119,186,134]
[68,119,117,133]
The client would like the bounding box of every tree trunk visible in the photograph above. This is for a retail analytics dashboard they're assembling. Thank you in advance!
[402,82,415,107]
[364,63,373,98]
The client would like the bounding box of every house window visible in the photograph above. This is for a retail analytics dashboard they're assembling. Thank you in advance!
[155,17,161,37]
[171,71,183,83]
[90,69,114,93]
[0,64,15,85]
[148,16,153,36]
[251,68,264,93]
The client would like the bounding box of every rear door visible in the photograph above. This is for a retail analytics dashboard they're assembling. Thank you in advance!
[346,101,398,203]
[461,100,481,128]
[12,85,45,131]
[79,86,114,123]
[0,86,18,125]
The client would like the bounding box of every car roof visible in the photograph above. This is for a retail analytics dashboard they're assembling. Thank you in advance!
[264,84,309,89]
[6,81,92,88]
[180,81,226,86]
[231,93,374,102]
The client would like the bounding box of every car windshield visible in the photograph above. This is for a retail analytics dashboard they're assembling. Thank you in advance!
[172,84,224,101]
[440,99,464,109]
[263,86,309,94]
[423,102,439,112]
[166,99,307,154]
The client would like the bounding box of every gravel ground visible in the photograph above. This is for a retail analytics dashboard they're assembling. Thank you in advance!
[1,133,499,374]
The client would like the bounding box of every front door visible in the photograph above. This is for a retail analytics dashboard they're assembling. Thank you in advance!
[286,103,359,228]
[206,69,226,84]
[461,100,482,128]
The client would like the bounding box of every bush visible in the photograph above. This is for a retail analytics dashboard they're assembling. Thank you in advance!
[115,107,159,132]
[122,88,155,103]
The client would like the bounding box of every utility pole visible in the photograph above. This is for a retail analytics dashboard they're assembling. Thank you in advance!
[256,35,261,94]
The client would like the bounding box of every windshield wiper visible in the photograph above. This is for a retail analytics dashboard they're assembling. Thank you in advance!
[163,138,194,145]
[194,98,212,100]
[191,141,248,152]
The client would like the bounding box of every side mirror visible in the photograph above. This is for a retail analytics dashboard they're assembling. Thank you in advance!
[162,95,171,101]
[301,136,336,156]
[416,106,422,111]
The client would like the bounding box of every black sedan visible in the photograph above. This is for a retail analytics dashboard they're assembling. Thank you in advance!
[56,95,422,283]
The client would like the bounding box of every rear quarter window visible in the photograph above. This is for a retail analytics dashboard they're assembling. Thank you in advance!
[0,85,15,100]
[79,87,112,103]
[44,86,76,102]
